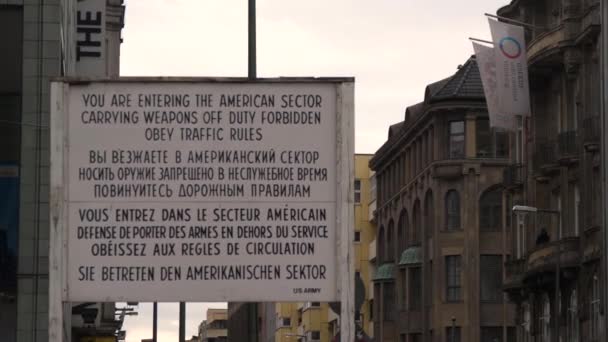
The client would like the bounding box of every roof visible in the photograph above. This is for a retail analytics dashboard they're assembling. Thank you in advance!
[399,246,422,265]
[427,56,484,103]
[388,121,405,139]
[370,56,486,170]
[372,263,395,281]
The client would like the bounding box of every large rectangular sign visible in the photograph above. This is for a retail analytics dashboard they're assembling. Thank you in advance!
[51,79,353,302]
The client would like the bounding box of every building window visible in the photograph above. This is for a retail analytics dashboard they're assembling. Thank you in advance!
[310,331,320,340]
[383,282,396,321]
[481,327,502,342]
[369,299,374,320]
[411,333,422,342]
[591,274,600,340]
[354,231,360,242]
[445,255,461,302]
[424,191,434,239]
[354,179,361,204]
[400,269,407,310]
[445,190,460,231]
[398,210,408,253]
[476,118,509,158]
[387,220,395,262]
[480,255,503,302]
[568,289,579,342]
[480,187,502,231]
[449,121,465,159]
[378,226,385,263]
[412,200,421,245]
[446,326,461,342]
[409,267,422,310]
[540,294,551,342]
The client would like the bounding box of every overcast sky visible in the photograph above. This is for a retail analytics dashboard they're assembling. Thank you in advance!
[119,0,509,340]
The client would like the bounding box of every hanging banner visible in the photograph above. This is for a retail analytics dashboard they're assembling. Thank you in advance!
[472,42,516,130]
[488,19,530,116]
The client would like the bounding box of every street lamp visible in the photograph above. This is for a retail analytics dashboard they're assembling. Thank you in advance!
[512,205,561,342]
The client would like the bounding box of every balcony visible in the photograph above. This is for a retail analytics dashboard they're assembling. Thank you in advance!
[503,258,526,295]
[502,164,525,190]
[525,237,580,281]
[557,131,580,163]
[533,140,558,176]
[582,115,600,152]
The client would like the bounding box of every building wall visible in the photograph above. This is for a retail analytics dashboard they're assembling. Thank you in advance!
[0,1,124,341]
[370,59,516,342]
[498,1,604,342]
[253,154,376,342]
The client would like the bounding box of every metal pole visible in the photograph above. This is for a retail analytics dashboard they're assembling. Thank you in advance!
[248,0,256,79]
[554,212,561,342]
[451,317,456,342]
[179,302,186,342]
[601,0,608,341]
[152,302,158,342]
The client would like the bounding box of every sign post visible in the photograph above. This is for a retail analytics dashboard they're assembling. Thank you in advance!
[49,77,354,341]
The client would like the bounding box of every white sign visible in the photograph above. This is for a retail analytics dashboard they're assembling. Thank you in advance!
[75,0,106,76]
[489,18,530,116]
[51,79,354,302]
[472,42,516,130]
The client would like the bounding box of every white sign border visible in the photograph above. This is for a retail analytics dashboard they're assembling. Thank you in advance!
[49,77,354,341]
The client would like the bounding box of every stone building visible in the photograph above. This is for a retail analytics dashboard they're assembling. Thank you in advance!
[0,1,125,341]
[369,56,516,342]
[498,1,604,342]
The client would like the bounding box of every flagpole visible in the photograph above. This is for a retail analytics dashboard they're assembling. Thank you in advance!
[484,13,544,30]
[469,37,494,45]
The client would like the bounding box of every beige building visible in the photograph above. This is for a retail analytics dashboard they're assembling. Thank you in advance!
[199,308,228,342]
[370,56,516,342]
[260,154,376,342]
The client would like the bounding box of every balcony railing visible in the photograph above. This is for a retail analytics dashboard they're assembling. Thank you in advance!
[557,130,580,161]
[503,164,525,189]
[526,237,580,276]
[582,115,600,151]
[533,140,557,171]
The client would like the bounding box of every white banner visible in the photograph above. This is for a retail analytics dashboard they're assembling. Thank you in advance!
[488,19,530,116]
[472,42,516,130]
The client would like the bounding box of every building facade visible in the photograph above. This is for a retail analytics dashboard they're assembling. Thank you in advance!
[370,57,516,342]
[199,308,227,342]
[498,1,605,342]
[230,154,376,342]
[0,1,124,341]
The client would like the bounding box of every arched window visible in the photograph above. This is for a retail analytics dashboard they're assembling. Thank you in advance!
[541,294,551,342]
[480,187,503,231]
[412,200,421,246]
[378,226,385,264]
[568,289,579,342]
[387,220,395,262]
[398,210,408,254]
[424,191,434,240]
[445,190,460,231]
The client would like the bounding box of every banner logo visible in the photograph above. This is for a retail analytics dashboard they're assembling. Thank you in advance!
[499,37,522,59]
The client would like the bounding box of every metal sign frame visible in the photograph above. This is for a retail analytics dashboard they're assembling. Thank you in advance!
[49,77,355,342]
